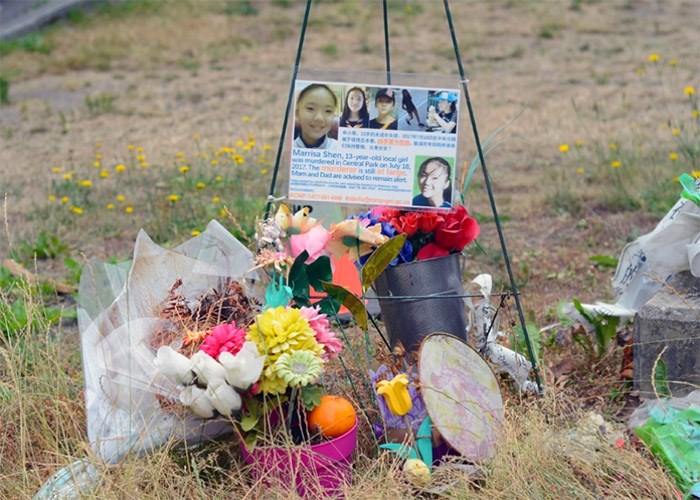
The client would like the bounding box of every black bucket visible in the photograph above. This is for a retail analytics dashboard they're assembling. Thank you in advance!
[373,253,467,353]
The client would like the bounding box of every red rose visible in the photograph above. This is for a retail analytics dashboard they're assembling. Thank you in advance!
[433,205,479,252]
[395,212,420,237]
[416,211,444,234]
[374,207,402,223]
[416,242,450,261]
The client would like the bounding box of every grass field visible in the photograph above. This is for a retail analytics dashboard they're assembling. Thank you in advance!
[1,0,698,497]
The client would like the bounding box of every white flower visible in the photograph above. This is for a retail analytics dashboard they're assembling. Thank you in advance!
[179,385,214,418]
[205,380,242,416]
[219,341,266,391]
[191,351,226,386]
[153,346,194,386]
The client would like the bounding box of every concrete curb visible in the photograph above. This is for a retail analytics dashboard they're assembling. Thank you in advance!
[0,0,104,40]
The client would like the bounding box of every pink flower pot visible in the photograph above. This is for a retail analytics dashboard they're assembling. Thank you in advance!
[240,420,357,498]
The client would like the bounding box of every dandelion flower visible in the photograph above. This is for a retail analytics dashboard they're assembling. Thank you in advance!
[60,196,70,204]
[63,173,73,180]
[52,166,62,173]
[211,159,219,166]
[215,175,223,182]
[176,151,185,158]
[693,110,699,119]
[576,167,585,175]
[611,160,621,168]
[235,140,244,148]
[684,86,696,96]
[672,128,680,136]
[559,144,569,153]
[648,54,659,63]
[70,206,84,214]
[48,194,56,202]
[95,153,103,160]
[242,116,251,123]
[136,146,144,153]
[575,139,584,147]
[179,165,190,173]
[127,144,134,151]
[106,203,114,210]
[609,143,617,151]
[212,196,220,203]
[260,169,268,175]
[272,350,323,388]
[692,171,700,179]
[669,152,678,161]
[115,164,126,172]
[191,230,200,236]
[263,145,272,151]
[95,142,102,149]
[125,206,134,214]
[220,208,227,217]
[93,161,100,168]
[669,59,678,66]
[168,194,180,202]
[196,182,206,189]
[117,194,126,202]
[136,154,146,162]
[140,162,149,168]
[100,170,109,178]
[79,179,93,187]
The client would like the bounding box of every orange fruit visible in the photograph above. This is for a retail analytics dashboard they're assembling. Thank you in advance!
[307,395,357,438]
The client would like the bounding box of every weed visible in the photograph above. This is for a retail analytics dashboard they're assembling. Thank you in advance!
[321,44,338,57]
[84,93,115,115]
[11,232,68,262]
[0,77,8,105]
[0,33,52,56]
[538,22,562,39]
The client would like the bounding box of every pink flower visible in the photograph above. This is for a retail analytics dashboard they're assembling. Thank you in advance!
[299,306,342,360]
[200,322,246,360]
[290,225,330,263]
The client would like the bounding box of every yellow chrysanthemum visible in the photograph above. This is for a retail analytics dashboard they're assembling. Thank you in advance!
[136,154,145,162]
[246,307,323,395]
[69,206,83,214]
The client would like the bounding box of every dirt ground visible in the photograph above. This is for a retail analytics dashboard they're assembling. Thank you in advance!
[1,0,699,321]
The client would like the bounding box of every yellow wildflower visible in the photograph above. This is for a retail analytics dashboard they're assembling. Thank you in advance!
[220,208,227,216]
[648,54,659,63]
[70,206,84,215]
[575,139,584,147]
[248,135,255,142]
[63,172,73,180]
[235,140,244,148]
[175,151,185,159]
[691,171,700,179]
[179,165,190,173]
[48,194,56,202]
[684,86,696,96]
[191,230,201,236]
[635,66,645,75]
[609,143,617,151]
[669,59,678,66]
[52,166,62,173]
[693,110,699,119]
[212,196,220,203]
[263,144,272,151]
[215,175,223,182]
[168,194,180,202]
[125,206,134,214]
[211,159,219,166]
[117,194,126,202]
[136,146,144,153]
[611,160,621,168]
[242,116,251,123]
[136,154,145,162]
[260,169,268,175]
[559,144,569,153]
[672,128,680,136]
[140,162,149,168]
[79,180,93,187]
[100,170,109,178]
[576,167,585,175]
[669,152,678,161]
[95,153,103,160]
[115,164,126,172]
[127,144,135,151]
[93,161,100,168]
[60,196,70,204]
[106,203,114,210]
[196,182,206,189]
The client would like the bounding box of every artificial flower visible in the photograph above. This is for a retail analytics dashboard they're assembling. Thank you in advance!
[246,306,323,394]
[205,379,242,416]
[191,351,226,386]
[433,205,479,252]
[290,224,330,263]
[272,350,323,388]
[376,373,412,416]
[415,242,450,261]
[299,306,342,361]
[327,218,389,261]
[200,322,246,359]
[219,341,266,391]
[179,385,215,419]
[274,205,318,235]
[153,346,194,386]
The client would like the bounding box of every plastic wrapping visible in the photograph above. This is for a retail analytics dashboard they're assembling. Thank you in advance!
[78,220,258,463]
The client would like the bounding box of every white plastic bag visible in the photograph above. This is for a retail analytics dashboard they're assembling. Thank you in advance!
[78,220,258,464]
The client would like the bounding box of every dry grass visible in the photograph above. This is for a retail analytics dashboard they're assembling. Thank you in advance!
[1,0,698,497]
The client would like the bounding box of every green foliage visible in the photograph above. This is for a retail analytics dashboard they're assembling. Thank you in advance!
[653,358,671,398]
[513,319,541,364]
[0,294,63,339]
[361,234,406,293]
[0,33,52,56]
[11,231,68,262]
[589,254,618,268]
[321,44,338,57]
[301,384,322,410]
[0,76,9,105]
[572,299,619,358]
[85,93,115,115]
[224,0,258,16]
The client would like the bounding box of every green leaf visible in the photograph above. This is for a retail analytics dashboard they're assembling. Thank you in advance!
[306,256,333,292]
[321,282,367,331]
[301,384,323,410]
[513,323,541,364]
[240,413,260,432]
[653,358,671,398]
[416,417,433,470]
[379,443,418,460]
[288,251,310,302]
[589,255,618,268]
[361,234,407,293]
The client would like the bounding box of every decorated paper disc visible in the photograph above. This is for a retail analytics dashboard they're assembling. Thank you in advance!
[418,333,504,461]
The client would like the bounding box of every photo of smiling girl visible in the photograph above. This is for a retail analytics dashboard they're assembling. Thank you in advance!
[293,83,339,149]
[412,156,453,208]
[339,86,370,128]
[369,88,398,130]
